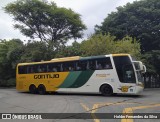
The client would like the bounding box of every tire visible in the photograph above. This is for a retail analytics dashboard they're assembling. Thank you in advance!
[38,85,46,95]
[100,84,113,96]
[29,85,37,94]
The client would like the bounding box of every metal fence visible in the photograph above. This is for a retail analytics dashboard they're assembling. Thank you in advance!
[143,73,160,88]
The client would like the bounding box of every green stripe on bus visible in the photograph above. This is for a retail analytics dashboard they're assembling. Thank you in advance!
[58,71,81,88]
[69,70,94,88]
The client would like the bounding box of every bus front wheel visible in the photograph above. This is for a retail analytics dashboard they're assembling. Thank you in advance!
[38,85,46,95]
[29,85,37,94]
[100,84,113,96]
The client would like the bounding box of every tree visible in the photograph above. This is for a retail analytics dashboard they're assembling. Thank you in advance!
[0,39,24,86]
[4,0,86,50]
[142,50,160,74]
[55,41,83,58]
[80,34,141,58]
[20,41,49,62]
[95,0,160,52]
[0,39,50,86]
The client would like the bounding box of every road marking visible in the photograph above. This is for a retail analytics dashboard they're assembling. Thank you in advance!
[121,108,133,122]
[80,102,134,122]
[80,103,100,122]
[80,103,90,111]
[121,103,160,122]
[132,103,160,110]
[81,102,160,122]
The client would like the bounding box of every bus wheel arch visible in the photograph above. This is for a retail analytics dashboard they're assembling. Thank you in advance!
[38,84,46,95]
[29,84,37,94]
[100,84,113,96]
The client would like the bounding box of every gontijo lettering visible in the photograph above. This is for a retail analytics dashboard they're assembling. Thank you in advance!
[34,74,59,79]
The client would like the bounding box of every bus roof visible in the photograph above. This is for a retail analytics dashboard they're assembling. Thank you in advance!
[51,56,80,61]
[17,54,130,66]
[18,56,80,66]
[112,54,129,57]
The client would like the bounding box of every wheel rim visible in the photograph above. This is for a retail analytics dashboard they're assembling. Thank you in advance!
[104,87,111,95]
[38,86,45,94]
[30,85,36,93]
[101,85,113,96]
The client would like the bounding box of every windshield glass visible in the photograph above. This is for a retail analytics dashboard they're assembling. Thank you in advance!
[113,56,136,83]
[123,64,136,83]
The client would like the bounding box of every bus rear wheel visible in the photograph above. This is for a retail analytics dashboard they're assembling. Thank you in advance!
[38,85,46,95]
[29,85,37,94]
[100,84,113,96]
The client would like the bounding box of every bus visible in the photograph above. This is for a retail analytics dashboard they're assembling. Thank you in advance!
[16,54,146,95]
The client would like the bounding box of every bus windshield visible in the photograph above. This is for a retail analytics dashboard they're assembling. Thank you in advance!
[113,56,136,83]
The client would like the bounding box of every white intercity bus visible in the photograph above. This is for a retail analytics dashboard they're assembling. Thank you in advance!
[16,54,146,95]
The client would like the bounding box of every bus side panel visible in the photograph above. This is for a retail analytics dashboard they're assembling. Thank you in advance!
[16,72,70,92]
[57,70,118,94]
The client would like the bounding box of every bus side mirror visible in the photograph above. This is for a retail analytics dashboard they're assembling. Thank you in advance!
[142,65,146,73]
[132,61,142,70]
[132,61,146,73]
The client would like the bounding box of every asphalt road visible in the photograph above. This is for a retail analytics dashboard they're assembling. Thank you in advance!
[0,88,160,122]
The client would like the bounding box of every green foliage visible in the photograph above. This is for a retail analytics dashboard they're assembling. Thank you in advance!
[0,39,50,86]
[0,39,24,85]
[0,78,16,87]
[55,41,83,58]
[115,36,141,59]
[94,0,160,74]
[20,41,50,62]
[142,50,160,74]
[4,0,86,50]
[80,34,141,58]
[95,0,160,52]
[81,34,116,56]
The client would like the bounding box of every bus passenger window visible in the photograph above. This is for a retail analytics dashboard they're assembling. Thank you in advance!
[77,66,81,70]
[69,66,73,71]
[75,62,81,71]
[86,59,96,70]
[97,63,102,69]
[37,66,42,72]
[27,66,35,73]
[95,57,113,70]
[104,64,110,69]
[46,65,50,72]
[79,60,88,70]
[47,63,61,72]
[52,67,57,72]
[62,61,75,72]
[18,66,26,74]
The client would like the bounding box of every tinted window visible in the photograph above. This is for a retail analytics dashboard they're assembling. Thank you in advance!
[47,63,62,72]
[77,57,112,71]
[96,57,112,70]
[27,65,36,74]
[18,57,113,74]
[34,64,47,73]
[113,56,136,83]
[18,66,27,74]
[62,61,75,71]
[77,60,94,70]
[78,60,88,70]
[88,59,96,70]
